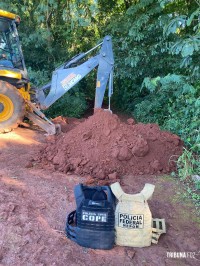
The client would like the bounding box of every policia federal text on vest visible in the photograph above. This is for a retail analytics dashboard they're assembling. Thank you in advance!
[66,184,115,250]
[110,182,166,247]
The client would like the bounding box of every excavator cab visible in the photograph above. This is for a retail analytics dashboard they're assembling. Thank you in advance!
[0,10,28,85]
[0,10,30,133]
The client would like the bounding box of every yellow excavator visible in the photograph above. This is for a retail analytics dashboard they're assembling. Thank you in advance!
[0,10,114,134]
[0,10,30,133]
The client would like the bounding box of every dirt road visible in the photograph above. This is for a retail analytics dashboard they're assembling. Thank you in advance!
[0,128,199,266]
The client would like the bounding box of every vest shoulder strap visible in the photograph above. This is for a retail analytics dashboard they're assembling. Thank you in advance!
[110,182,124,200]
[74,184,85,208]
[141,183,155,200]
[111,182,155,201]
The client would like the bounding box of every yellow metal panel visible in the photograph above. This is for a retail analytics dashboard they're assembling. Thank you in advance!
[19,87,30,101]
[27,83,31,92]
[96,81,101,87]
[0,10,16,20]
[0,70,22,79]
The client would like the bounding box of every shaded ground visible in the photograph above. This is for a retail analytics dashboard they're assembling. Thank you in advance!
[0,127,200,266]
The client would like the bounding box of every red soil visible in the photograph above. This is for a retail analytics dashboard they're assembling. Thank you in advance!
[38,110,182,184]
[0,128,199,266]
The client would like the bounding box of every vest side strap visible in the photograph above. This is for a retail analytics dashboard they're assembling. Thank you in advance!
[151,218,166,244]
[110,182,124,200]
[152,218,166,234]
[151,238,159,244]
[66,210,77,243]
[141,183,155,200]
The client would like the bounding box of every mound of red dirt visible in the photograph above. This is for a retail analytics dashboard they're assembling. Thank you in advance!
[39,110,182,183]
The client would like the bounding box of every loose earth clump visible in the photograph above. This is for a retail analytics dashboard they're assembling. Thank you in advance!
[38,110,183,183]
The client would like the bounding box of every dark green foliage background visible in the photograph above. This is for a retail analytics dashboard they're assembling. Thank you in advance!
[1,0,199,152]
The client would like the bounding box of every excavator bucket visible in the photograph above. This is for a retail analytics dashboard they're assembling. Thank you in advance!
[25,100,59,135]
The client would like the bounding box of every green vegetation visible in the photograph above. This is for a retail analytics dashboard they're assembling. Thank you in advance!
[1,1,199,195]
[45,88,88,118]
[175,148,200,210]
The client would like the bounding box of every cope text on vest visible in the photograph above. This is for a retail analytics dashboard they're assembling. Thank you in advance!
[82,211,107,222]
[118,213,144,229]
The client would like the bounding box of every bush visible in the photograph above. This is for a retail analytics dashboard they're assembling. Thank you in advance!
[44,91,88,118]
[133,75,200,152]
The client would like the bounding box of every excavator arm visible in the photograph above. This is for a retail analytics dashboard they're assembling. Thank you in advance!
[26,36,114,134]
[38,35,114,110]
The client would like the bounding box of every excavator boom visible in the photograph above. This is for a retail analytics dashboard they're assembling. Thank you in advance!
[25,36,114,135]
[37,36,114,110]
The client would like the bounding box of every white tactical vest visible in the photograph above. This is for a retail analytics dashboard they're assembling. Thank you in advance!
[110,182,166,247]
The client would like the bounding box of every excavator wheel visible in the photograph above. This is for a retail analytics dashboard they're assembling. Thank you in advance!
[0,80,25,133]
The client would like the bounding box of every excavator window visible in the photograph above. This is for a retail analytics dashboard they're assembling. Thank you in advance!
[0,17,24,70]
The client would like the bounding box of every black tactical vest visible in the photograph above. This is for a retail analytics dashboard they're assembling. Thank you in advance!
[65,184,115,250]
